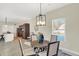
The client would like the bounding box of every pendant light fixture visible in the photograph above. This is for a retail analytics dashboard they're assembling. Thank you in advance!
[36,3,46,26]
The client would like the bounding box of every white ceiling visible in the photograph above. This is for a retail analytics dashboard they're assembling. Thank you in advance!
[0,3,70,24]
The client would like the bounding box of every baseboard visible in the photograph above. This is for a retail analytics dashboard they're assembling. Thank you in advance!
[59,47,79,56]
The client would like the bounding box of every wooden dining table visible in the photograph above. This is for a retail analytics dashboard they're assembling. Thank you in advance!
[31,40,49,47]
[31,40,49,55]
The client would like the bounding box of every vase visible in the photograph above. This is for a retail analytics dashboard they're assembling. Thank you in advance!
[37,34,44,44]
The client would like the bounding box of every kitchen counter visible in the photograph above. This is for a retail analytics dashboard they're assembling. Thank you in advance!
[4,33,14,42]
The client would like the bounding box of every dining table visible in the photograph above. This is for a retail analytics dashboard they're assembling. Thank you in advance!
[31,40,49,55]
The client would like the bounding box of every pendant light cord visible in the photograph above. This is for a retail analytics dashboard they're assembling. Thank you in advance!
[5,17,7,24]
[40,3,42,14]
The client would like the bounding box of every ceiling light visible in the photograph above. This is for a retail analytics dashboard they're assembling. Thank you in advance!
[36,3,46,26]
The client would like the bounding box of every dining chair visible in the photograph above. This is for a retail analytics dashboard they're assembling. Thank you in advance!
[39,41,60,56]
[50,35,57,42]
[47,41,60,56]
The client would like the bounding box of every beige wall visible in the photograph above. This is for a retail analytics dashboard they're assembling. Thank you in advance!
[31,4,79,53]
[47,4,79,53]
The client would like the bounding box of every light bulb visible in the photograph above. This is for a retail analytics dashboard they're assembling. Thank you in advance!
[37,21,40,25]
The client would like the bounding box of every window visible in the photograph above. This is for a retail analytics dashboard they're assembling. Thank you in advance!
[52,18,65,35]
